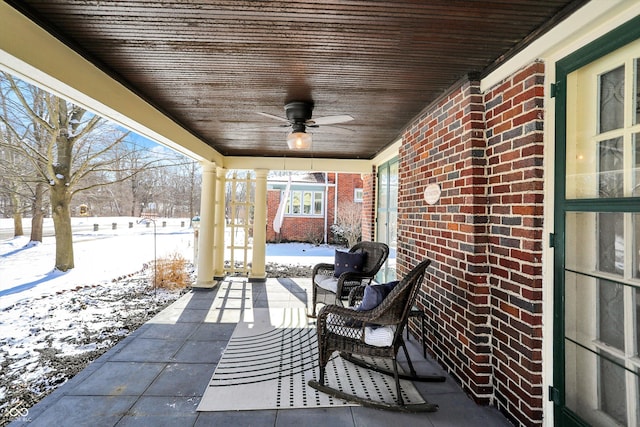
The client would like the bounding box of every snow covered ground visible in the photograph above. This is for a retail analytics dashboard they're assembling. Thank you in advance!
[0,216,336,308]
[0,217,195,309]
[0,216,336,423]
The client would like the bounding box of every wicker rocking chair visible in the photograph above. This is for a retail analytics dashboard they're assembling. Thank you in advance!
[308,259,445,411]
[309,241,389,318]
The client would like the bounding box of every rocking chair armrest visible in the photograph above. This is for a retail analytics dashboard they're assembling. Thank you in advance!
[318,303,365,320]
[312,263,335,278]
[335,271,373,297]
[347,285,366,307]
[317,302,394,327]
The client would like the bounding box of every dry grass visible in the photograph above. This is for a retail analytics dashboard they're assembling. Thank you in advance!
[152,252,191,290]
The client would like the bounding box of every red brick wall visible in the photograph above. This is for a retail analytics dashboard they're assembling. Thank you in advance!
[397,62,545,427]
[326,173,336,231]
[485,61,545,426]
[336,173,363,205]
[361,166,376,242]
[399,74,492,401]
[333,173,364,243]
[266,189,280,242]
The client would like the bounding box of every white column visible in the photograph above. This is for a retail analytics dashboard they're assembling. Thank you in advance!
[213,166,226,279]
[194,161,217,288]
[250,168,268,282]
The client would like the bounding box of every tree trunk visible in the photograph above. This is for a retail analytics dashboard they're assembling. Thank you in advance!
[10,192,24,237]
[51,186,74,271]
[30,182,45,242]
[13,212,24,237]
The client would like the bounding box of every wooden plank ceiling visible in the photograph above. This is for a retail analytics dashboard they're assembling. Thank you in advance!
[7,1,587,159]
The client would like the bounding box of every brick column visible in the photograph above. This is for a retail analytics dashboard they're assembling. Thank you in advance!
[361,166,376,242]
[484,61,545,425]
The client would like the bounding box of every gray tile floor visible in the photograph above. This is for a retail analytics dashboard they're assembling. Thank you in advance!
[9,278,513,427]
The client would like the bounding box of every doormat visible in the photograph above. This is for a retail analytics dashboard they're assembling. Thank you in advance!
[197,308,427,411]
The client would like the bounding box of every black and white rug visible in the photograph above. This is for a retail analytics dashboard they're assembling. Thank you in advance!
[197,308,427,411]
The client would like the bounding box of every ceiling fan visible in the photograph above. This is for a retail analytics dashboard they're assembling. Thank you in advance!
[257,101,354,150]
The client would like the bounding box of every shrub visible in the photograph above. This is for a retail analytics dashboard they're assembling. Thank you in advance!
[152,252,191,290]
[304,225,324,245]
[331,201,362,248]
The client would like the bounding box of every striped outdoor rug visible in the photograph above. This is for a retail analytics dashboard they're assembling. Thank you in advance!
[197,308,426,411]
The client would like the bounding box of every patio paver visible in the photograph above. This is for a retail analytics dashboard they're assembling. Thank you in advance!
[9,278,513,427]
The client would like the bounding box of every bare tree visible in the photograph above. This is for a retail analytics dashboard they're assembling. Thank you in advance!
[331,201,363,248]
[0,73,163,271]
[0,78,47,240]
[153,156,201,218]
[187,160,201,222]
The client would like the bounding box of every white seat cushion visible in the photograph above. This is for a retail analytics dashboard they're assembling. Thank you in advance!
[364,325,396,347]
[325,317,396,348]
[315,275,338,293]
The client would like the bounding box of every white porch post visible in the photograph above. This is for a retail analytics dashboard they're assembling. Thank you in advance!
[250,168,268,282]
[194,161,217,288]
[213,166,226,279]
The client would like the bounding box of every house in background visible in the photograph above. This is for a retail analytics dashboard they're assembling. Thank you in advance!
[266,172,363,244]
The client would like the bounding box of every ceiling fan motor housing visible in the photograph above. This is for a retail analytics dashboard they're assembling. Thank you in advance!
[285,101,314,123]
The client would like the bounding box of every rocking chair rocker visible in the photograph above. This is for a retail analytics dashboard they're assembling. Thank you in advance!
[308,259,446,412]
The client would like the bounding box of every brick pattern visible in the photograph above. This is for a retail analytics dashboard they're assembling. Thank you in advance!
[398,75,492,402]
[336,173,363,205]
[393,62,545,427]
[361,166,376,242]
[484,61,545,426]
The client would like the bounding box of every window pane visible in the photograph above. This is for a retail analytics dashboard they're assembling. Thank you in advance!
[390,161,398,206]
[566,212,624,275]
[598,280,625,350]
[600,65,625,133]
[564,338,631,427]
[635,136,640,278]
[635,59,640,125]
[379,167,388,209]
[636,289,640,356]
[637,369,640,425]
[634,133,640,197]
[567,134,627,200]
[600,353,627,426]
[292,191,301,214]
[599,137,624,198]
[635,213,640,279]
[313,192,323,215]
[598,212,624,275]
[565,270,592,350]
[303,191,312,214]
[378,211,387,243]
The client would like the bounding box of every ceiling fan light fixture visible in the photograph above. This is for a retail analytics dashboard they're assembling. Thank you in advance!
[287,131,312,150]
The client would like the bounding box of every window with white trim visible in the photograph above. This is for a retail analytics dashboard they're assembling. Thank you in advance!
[285,189,324,216]
[354,188,363,202]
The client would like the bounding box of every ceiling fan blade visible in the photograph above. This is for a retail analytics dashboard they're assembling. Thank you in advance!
[310,125,355,135]
[308,114,354,125]
[257,111,290,122]
[246,125,291,132]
